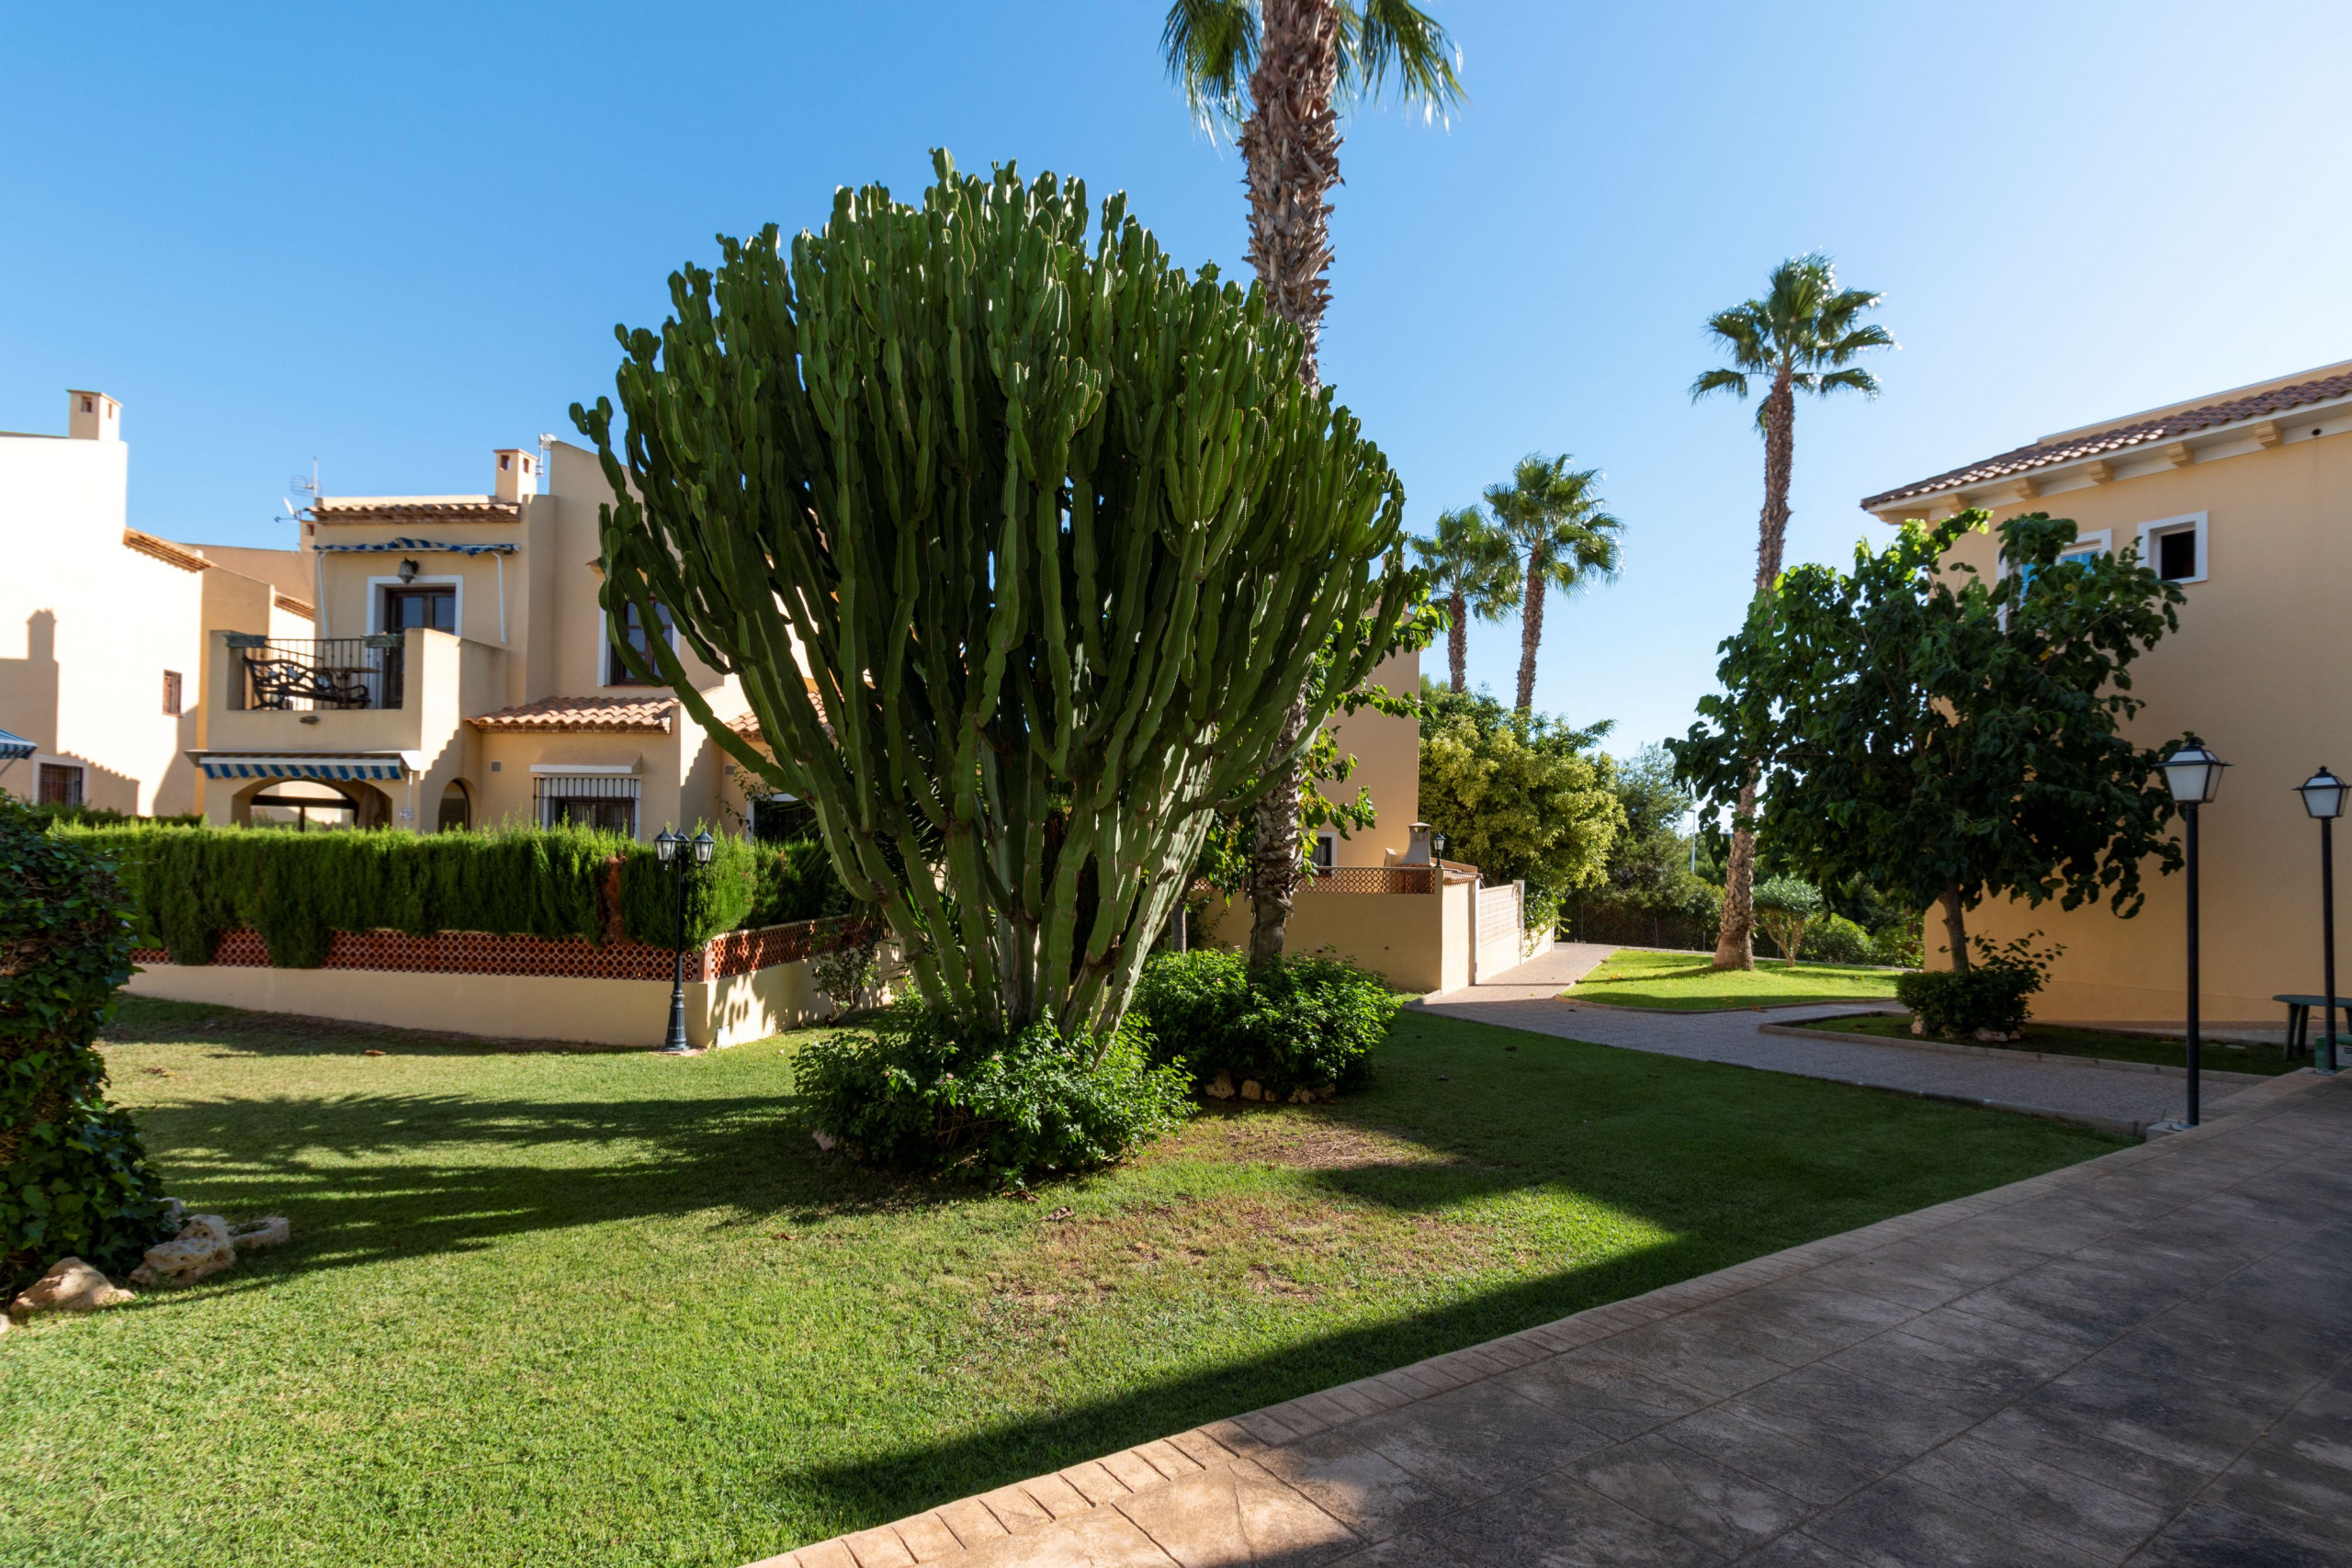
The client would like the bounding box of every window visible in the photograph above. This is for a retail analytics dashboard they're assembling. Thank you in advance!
[1311,832,1337,872]
[2136,513,2208,585]
[752,794,815,843]
[606,602,674,685]
[382,586,457,633]
[162,670,182,716]
[38,763,84,807]
[2012,529,2109,597]
[534,773,639,838]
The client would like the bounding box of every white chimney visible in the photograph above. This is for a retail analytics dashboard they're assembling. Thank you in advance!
[67,389,120,442]
[492,447,536,502]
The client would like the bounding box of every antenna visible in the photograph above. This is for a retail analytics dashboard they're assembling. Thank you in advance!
[536,433,556,496]
[280,457,321,526]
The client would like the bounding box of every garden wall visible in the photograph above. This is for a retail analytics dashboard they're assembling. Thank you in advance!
[126,915,872,1048]
[1194,878,1471,993]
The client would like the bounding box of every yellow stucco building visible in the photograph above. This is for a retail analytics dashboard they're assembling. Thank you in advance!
[1864,359,2352,1032]
[2,389,310,816]
[192,439,766,839]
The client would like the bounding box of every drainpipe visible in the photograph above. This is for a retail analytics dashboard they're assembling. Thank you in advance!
[1467,877,1479,987]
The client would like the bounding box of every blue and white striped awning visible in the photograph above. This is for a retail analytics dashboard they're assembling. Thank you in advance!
[0,727,33,761]
[195,754,413,781]
[311,537,517,556]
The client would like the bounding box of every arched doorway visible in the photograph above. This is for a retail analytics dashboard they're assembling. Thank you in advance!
[436,779,472,832]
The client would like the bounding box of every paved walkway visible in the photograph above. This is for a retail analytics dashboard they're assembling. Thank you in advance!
[1419,946,2248,1135]
[763,1069,2346,1567]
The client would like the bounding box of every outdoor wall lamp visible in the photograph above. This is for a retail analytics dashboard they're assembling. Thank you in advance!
[2298,767,2346,1076]
[654,828,717,1054]
[396,558,420,584]
[2158,743,2230,1125]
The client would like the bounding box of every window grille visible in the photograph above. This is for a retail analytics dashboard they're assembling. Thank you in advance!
[39,763,84,807]
[534,773,639,836]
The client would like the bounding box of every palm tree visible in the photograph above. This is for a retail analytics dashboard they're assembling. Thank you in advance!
[1412,505,1519,692]
[1162,0,1463,962]
[1481,455,1623,714]
[1690,252,1891,970]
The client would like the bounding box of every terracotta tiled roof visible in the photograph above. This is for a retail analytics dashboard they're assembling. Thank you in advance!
[274,592,315,620]
[315,495,522,525]
[1861,367,2352,512]
[469,696,675,734]
[724,682,832,748]
[124,528,210,573]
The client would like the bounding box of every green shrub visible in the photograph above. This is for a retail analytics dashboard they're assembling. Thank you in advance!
[797,1008,1191,1185]
[1131,951,1403,1098]
[54,822,851,966]
[1804,913,1873,965]
[618,828,759,948]
[1895,935,2056,1038]
[752,837,852,926]
[2,802,169,1290]
[1870,919,1924,969]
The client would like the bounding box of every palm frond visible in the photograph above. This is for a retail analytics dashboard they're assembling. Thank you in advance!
[1814,367,1883,398]
[1340,0,1464,120]
[1690,367,1750,402]
[1160,0,1258,130]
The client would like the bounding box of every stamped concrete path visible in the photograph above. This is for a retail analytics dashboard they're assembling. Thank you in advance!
[761,1071,2348,1567]
[1419,945,2250,1136]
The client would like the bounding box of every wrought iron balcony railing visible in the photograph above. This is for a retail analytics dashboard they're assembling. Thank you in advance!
[227,635,405,711]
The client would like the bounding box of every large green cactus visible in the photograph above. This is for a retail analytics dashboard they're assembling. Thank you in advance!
[574,152,1411,1039]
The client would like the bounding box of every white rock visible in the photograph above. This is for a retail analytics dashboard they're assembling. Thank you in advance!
[128,1214,237,1287]
[11,1258,135,1317]
[1240,1079,1264,1101]
[1206,1071,1236,1100]
[810,1129,838,1152]
[231,1216,291,1251]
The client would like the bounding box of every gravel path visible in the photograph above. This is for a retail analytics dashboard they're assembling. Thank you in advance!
[1416,943,2245,1136]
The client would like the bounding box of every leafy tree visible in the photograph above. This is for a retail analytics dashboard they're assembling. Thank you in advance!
[1482,454,1623,713]
[1601,742,1694,908]
[1670,510,2183,973]
[1419,685,1622,904]
[1412,505,1520,692]
[578,157,1414,1040]
[1690,253,1891,969]
[1750,876,1821,962]
[1161,0,1463,961]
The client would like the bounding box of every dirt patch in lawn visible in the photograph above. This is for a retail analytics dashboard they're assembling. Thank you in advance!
[1176,1110,1465,1171]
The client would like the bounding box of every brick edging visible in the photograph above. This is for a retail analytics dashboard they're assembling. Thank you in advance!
[750,1067,2334,1568]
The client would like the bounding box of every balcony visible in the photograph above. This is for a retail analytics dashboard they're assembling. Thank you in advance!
[227,635,404,711]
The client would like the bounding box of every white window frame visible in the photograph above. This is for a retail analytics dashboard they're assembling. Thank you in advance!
[2056,527,2111,565]
[2136,512,2209,586]
[1310,830,1338,872]
[366,574,465,636]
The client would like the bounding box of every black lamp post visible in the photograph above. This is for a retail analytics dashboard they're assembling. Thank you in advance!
[2298,767,2346,1076]
[654,828,716,1054]
[2157,744,2229,1125]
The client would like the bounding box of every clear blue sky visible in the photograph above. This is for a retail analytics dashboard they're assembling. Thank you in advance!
[7,2,2348,756]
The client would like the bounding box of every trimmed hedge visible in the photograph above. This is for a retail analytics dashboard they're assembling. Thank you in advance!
[54,822,849,968]
[3,799,169,1290]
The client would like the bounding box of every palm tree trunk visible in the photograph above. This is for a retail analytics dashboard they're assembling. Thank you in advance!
[1238,0,1340,388]
[1242,0,1340,966]
[1447,585,1468,692]
[1515,551,1546,714]
[1714,369,1798,971]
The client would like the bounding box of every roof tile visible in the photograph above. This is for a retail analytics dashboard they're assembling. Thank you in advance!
[1861,367,2352,511]
[469,696,675,734]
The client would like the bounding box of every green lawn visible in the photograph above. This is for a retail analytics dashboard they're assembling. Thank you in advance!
[1796,1011,2306,1076]
[5,995,2119,1567]
[1566,946,1905,1010]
